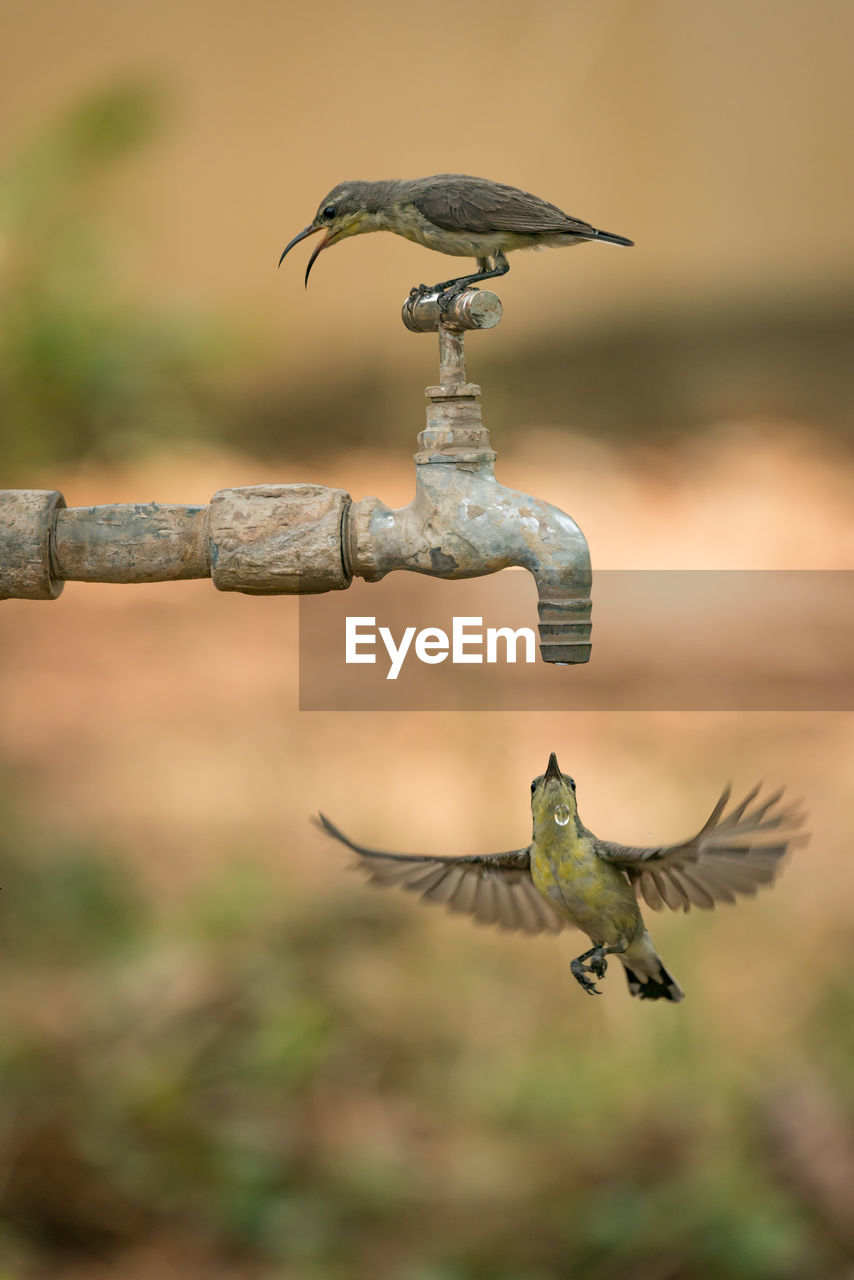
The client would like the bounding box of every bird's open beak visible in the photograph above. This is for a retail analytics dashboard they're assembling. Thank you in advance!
[278,221,341,288]
[545,752,562,782]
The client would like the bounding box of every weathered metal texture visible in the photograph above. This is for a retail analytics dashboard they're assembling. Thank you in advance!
[209,484,351,594]
[401,287,502,334]
[416,384,496,466]
[0,485,351,596]
[53,503,210,583]
[0,489,66,600]
[348,461,591,664]
[437,324,469,387]
[348,307,592,664]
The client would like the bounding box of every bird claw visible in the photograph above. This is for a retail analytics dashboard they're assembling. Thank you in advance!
[437,283,468,313]
[571,960,602,995]
[409,280,474,308]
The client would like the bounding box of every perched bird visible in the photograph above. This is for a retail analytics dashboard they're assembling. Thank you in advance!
[316,754,806,1002]
[279,175,633,296]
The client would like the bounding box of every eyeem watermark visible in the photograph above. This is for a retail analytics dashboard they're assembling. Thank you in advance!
[346,616,536,680]
[299,572,854,710]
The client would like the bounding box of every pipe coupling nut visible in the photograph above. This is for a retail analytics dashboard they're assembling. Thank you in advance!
[209,483,351,594]
[0,489,66,600]
[345,496,395,583]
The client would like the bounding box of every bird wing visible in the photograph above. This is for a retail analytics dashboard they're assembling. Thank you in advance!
[411,176,596,237]
[595,785,808,912]
[315,813,567,934]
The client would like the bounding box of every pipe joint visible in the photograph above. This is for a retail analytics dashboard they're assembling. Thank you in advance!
[0,489,66,600]
[209,484,350,594]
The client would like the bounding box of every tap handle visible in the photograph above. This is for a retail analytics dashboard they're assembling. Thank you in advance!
[401,288,502,334]
[404,288,502,392]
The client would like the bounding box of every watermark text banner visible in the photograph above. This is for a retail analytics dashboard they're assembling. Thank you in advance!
[298,570,853,710]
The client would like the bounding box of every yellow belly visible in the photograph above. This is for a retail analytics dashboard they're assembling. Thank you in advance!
[530,841,642,946]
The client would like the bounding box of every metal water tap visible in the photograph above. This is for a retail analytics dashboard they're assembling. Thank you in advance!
[0,289,591,663]
[347,290,592,663]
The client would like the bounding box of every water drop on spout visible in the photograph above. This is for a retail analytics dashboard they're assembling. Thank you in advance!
[554,805,571,827]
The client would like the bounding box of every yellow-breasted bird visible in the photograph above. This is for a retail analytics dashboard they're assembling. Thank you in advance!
[279,175,633,296]
[316,754,806,1002]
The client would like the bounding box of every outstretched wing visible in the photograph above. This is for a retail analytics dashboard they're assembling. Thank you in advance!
[411,175,597,238]
[596,785,808,912]
[315,813,566,935]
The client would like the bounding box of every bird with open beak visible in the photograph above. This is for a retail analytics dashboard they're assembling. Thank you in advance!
[316,753,807,1002]
[279,174,634,296]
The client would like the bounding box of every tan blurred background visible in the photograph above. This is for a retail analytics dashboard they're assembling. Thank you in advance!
[1,1,854,1278]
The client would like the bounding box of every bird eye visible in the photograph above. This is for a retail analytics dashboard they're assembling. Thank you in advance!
[530,781,537,794]
[323,204,336,218]
[570,779,576,792]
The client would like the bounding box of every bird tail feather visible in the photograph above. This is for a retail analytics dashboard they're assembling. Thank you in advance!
[621,957,684,1002]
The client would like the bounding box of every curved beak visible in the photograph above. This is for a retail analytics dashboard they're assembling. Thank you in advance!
[278,222,339,289]
[545,752,562,782]
[278,222,323,269]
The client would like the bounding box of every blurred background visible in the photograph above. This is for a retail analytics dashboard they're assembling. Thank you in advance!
[1,1,854,1277]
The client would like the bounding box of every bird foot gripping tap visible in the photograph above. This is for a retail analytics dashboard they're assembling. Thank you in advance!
[407,248,511,314]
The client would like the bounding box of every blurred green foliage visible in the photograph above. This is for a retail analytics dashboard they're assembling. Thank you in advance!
[0,787,851,1279]
[0,82,227,475]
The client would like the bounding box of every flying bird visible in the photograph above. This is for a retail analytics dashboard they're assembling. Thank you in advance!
[316,754,806,1002]
[279,175,633,297]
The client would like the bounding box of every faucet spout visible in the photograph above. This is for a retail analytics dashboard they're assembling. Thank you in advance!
[347,462,591,663]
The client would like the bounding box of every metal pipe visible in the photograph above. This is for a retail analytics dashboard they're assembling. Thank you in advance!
[53,503,210,583]
[0,485,351,597]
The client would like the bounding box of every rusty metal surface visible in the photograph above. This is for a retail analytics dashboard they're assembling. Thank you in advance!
[0,486,352,596]
[53,503,210,583]
[348,460,591,664]
[0,489,66,600]
[209,484,351,594]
